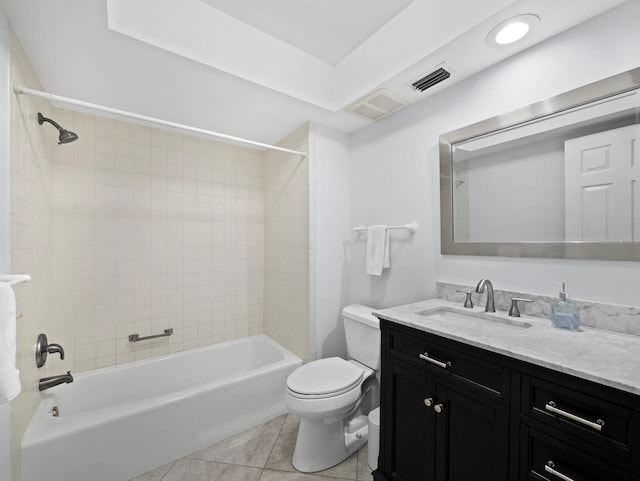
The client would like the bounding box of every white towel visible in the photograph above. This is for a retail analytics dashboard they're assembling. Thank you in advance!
[366,225,390,276]
[0,282,21,403]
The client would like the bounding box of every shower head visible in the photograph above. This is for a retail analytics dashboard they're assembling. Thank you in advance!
[37,112,79,144]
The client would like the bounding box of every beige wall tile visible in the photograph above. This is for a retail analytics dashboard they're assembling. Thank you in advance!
[263,124,312,362]
[49,119,265,373]
[8,30,54,480]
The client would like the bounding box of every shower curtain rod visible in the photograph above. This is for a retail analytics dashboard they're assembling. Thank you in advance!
[14,86,307,157]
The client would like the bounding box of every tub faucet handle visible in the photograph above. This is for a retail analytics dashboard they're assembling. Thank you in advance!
[47,343,65,359]
[35,333,65,368]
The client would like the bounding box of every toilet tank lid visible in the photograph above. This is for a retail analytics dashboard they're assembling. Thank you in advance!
[342,304,379,328]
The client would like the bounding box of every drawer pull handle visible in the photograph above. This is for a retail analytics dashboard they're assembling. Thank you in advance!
[419,352,452,369]
[544,401,604,432]
[544,461,574,481]
[433,403,445,414]
[424,397,434,407]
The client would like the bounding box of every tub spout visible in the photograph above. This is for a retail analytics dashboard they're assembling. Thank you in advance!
[39,371,73,391]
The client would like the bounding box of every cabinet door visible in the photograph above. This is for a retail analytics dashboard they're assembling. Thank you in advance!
[439,385,510,481]
[384,360,437,481]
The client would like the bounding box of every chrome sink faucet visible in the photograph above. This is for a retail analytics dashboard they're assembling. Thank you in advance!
[39,371,73,391]
[475,278,495,312]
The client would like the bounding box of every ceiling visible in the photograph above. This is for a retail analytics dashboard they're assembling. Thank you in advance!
[0,0,629,145]
[199,0,415,66]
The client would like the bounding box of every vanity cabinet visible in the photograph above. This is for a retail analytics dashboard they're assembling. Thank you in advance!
[378,321,511,481]
[374,319,640,481]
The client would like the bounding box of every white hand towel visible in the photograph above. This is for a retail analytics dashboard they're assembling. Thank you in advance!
[0,282,21,403]
[366,225,390,276]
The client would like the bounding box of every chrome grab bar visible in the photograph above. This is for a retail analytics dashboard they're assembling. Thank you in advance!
[419,352,452,369]
[544,461,574,481]
[129,328,173,342]
[544,401,604,431]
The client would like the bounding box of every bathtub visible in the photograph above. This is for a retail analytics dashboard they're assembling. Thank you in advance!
[21,334,302,481]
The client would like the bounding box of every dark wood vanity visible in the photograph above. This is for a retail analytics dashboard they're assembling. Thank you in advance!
[373,319,640,481]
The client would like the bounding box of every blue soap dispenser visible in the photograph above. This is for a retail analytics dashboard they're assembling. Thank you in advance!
[550,281,580,330]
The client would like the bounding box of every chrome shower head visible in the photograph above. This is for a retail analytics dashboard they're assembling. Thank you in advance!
[37,112,79,144]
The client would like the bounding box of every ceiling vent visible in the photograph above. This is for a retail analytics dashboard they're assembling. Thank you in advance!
[411,66,451,92]
[346,89,407,121]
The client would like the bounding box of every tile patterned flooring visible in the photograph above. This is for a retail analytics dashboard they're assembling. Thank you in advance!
[131,414,374,481]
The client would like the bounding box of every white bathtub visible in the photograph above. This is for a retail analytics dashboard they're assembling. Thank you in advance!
[21,335,302,481]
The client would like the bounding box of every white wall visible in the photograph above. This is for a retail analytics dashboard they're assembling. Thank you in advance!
[0,7,11,481]
[349,1,640,308]
[467,139,564,242]
[313,124,351,358]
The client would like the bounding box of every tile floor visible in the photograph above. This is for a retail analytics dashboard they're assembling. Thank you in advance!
[131,414,374,481]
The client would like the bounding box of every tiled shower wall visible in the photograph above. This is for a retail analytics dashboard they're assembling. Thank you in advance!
[49,112,265,372]
[263,124,313,362]
[9,31,54,480]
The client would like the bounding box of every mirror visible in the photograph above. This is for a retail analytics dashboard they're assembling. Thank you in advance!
[440,67,640,260]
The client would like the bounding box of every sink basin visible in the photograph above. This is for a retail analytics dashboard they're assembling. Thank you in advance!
[416,307,532,331]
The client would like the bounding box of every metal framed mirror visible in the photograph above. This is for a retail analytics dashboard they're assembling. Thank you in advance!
[440,67,640,260]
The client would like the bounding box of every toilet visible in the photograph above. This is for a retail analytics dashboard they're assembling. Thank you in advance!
[285,304,380,473]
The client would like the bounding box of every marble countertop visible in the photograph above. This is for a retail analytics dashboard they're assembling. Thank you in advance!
[374,299,640,396]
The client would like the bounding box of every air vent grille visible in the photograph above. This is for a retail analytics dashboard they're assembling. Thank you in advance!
[412,67,451,92]
[346,89,406,121]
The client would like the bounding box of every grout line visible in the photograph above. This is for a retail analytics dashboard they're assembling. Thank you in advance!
[157,465,172,481]
[140,414,307,481]
[149,460,176,481]
[260,468,355,481]
[262,412,291,470]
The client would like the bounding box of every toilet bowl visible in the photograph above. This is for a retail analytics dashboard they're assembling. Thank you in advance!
[285,358,374,418]
[284,305,380,473]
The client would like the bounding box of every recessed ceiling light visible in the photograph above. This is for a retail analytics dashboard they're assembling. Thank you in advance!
[486,14,540,47]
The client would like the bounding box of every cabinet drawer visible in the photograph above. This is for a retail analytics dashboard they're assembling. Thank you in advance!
[523,376,634,458]
[521,426,631,481]
[386,326,508,401]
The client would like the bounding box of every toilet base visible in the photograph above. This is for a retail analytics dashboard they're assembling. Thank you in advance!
[292,415,369,473]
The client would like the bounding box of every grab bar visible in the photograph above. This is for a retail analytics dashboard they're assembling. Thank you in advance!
[129,328,173,342]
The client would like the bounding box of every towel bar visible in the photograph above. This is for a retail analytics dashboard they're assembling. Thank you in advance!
[0,274,31,286]
[129,328,173,342]
[353,222,418,234]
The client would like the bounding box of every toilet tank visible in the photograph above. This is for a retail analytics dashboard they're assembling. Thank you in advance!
[342,304,380,370]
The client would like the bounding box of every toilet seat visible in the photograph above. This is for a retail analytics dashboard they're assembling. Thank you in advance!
[286,357,365,399]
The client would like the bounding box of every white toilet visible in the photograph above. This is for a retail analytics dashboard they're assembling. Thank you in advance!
[285,304,380,473]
